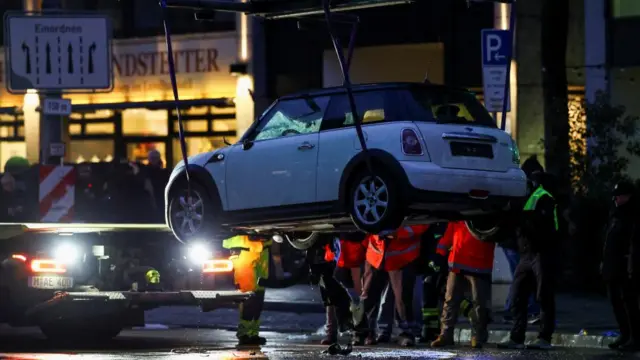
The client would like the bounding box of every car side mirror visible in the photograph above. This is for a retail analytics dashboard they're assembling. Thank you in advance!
[242,139,254,151]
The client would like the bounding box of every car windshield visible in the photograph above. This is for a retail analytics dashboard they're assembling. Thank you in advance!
[408,88,497,127]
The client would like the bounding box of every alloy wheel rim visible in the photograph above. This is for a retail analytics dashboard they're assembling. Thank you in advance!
[353,176,389,225]
[174,191,204,236]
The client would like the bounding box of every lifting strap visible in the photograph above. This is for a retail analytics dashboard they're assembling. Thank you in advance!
[159,0,191,194]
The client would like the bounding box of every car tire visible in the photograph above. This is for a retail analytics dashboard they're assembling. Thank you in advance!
[39,318,123,343]
[286,232,321,251]
[465,214,501,242]
[168,181,222,244]
[348,168,405,234]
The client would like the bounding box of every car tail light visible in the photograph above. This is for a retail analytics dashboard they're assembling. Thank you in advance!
[202,259,234,273]
[31,259,67,274]
[401,129,423,155]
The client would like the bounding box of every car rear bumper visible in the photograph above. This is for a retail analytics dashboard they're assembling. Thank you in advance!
[400,161,527,198]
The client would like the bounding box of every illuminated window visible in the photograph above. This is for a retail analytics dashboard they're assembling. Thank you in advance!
[171,137,230,167]
[86,123,115,134]
[69,124,82,135]
[174,120,208,133]
[70,140,114,163]
[212,119,237,132]
[0,142,26,172]
[0,126,12,138]
[612,0,640,18]
[122,109,168,136]
[127,142,167,166]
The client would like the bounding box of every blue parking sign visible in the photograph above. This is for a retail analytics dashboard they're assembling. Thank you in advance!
[481,29,512,67]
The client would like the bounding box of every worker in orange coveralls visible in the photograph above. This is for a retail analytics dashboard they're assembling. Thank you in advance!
[353,225,430,347]
[430,221,496,349]
[322,232,367,345]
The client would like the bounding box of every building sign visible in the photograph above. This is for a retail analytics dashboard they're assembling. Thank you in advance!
[0,31,238,106]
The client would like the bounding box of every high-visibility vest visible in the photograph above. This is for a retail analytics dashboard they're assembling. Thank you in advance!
[366,225,429,271]
[436,221,495,274]
[222,235,271,292]
[523,185,559,231]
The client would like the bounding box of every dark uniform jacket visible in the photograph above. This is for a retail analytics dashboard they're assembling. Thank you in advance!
[602,200,639,281]
[517,194,558,255]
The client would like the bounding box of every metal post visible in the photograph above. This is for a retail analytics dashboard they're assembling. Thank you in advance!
[500,0,516,131]
[39,0,67,164]
[322,0,372,175]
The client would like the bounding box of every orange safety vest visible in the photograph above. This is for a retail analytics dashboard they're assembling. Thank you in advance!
[337,239,367,268]
[436,221,495,275]
[366,225,429,271]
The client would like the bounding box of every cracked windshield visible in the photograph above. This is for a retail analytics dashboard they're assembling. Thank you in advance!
[0,0,637,359]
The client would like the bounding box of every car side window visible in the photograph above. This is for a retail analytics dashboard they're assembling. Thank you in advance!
[321,90,402,132]
[251,96,331,141]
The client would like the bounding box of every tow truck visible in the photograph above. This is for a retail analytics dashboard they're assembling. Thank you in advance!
[0,102,253,341]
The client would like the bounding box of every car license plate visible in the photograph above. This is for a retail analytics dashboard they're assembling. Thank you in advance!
[450,141,494,159]
[28,276,74,289]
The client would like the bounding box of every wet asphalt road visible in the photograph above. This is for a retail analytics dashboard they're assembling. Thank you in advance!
[0,327,637,360]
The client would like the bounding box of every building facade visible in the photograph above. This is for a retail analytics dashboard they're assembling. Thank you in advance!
[0,0,244,169]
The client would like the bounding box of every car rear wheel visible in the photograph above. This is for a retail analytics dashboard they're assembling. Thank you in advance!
[286,232,321,251]
[348,168,405,234]
[168,181,221,244]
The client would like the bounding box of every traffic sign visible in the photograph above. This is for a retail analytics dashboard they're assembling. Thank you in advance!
[49,143,65,157]
[3,12,113,93]
[481,29,512,112]
[481,29,512,66]
[42,98,72,116]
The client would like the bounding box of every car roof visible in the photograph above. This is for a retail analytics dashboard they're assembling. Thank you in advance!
[278,82,474,101]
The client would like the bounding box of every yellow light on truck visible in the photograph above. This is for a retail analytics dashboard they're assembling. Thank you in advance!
[202,259,234,273]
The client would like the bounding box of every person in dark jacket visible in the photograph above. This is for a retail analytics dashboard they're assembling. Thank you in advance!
[602,181,640,350]
[498,170,559,350]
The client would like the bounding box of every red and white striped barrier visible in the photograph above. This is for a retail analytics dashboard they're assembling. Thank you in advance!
[39,165,76,222]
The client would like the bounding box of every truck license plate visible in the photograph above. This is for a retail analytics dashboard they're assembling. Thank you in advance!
[28,276,74,289]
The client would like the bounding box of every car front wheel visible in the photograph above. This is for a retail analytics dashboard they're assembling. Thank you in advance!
[348,168,405,234]
[168,181,221,244]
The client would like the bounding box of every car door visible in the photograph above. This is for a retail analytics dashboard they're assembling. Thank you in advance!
[225,96,331,211]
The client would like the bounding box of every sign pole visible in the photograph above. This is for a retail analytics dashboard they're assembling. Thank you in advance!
[39,0,67,165]
[500,1,516,131]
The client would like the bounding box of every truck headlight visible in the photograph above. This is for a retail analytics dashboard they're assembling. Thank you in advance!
[188,242,212,265]
[54,243,80,264]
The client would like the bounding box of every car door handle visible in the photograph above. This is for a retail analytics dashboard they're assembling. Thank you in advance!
[298,142,315,150]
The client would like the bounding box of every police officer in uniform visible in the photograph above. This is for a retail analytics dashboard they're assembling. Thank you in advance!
[602,181,640,350]
[498,170,559,350]
[223,234,272,346]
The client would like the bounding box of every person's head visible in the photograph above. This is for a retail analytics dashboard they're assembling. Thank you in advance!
[1,173,15,192]
[147,150,162,168]
[613,181,635,207]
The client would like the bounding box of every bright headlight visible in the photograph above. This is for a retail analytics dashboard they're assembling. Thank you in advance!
[54,243,80,264]
[188,242,212,265]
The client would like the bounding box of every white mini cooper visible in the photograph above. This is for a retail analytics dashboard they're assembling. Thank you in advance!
[165,82,527,248]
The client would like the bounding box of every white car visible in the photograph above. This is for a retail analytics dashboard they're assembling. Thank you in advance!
[165,82,527,248]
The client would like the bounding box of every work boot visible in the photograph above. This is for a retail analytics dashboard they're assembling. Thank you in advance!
[321,334,338,345]
[237,335,267,346]
[470,336,482,349]
[618,339,640,351]
[430,335,454,348]
[397,332,415,347]
[364,334,378,345]
[352,333,367,346]
[608,336,630,350]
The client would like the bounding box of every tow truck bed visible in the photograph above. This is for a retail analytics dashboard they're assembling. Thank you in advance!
[25,290,252,324]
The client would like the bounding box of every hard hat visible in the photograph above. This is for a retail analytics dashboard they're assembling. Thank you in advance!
[4,156,29,174]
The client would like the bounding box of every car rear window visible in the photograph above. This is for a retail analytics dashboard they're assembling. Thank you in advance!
[406,88,497,127]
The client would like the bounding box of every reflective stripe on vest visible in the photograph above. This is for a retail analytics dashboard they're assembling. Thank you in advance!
[448,261,493,274]
[523,186,559,231]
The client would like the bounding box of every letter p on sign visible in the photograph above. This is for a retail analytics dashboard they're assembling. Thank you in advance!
[486,34,502,62]
[481,29,512,67]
